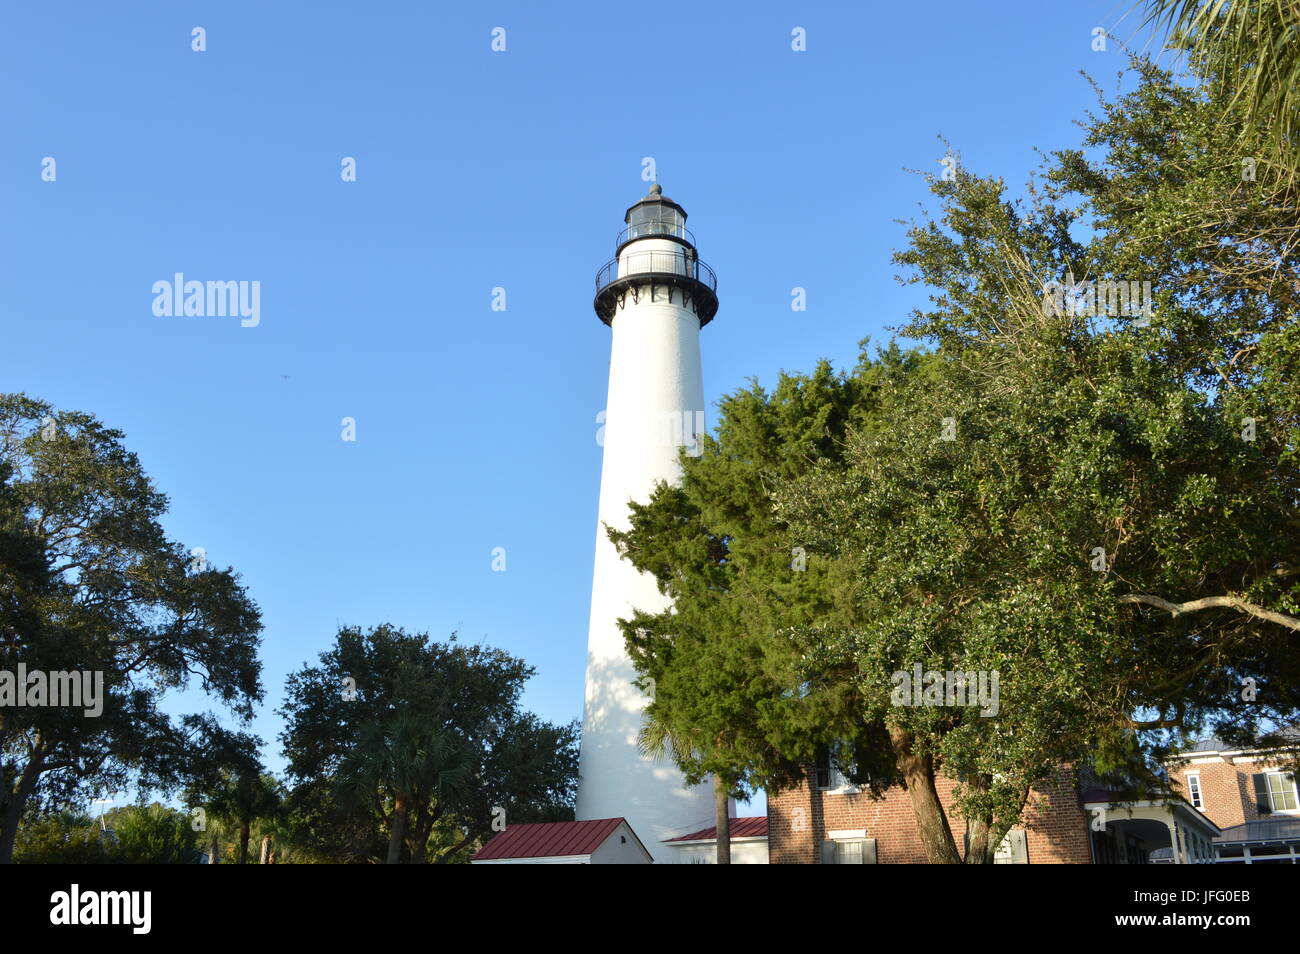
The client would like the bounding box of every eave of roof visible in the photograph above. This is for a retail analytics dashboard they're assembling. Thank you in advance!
[663,816,768,843]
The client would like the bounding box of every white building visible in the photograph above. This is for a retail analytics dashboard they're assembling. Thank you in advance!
[574,186,720,861]
[471,818,652,865]
[663,817,770,864]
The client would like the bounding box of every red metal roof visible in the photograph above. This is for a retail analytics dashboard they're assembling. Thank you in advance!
[471,818,628,861]
[663,816,768,842]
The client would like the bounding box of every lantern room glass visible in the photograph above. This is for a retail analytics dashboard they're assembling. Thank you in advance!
[627,203,686,242]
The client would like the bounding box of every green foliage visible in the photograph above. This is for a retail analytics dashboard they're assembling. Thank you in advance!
[0,395,264,863]
[108,802,200,864]
[12,810,111,864]
[610,49,1300,861]
[278,624,578,863]
[193,769,284,863]
[1039,51,1300,752]
[1140,0,1300,183]
[779,50,1300,832]
[608,354,918,797]
[14,804,199,864]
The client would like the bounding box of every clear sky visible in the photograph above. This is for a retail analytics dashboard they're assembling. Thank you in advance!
[2,2,1166,808]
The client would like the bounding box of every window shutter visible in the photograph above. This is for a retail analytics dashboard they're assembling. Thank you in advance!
[820,840,836,865]
[1252,773,1273,815]
[862,838,877,864]
[1007,829,1029,864]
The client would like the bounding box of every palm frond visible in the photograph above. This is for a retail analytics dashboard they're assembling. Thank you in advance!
[1141,0,1300,180]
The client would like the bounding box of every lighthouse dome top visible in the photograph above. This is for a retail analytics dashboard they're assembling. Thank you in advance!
[618,185,693,252]
[624,185,687,223]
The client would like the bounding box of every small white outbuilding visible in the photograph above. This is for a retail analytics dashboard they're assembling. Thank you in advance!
[662,816,770,864]
[471,817,653,865]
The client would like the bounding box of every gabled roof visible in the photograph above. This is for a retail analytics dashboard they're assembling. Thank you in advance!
[664,816,768,843]
[471,818,628,861]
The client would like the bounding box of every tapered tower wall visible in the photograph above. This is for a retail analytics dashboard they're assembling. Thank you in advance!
[576,188,718,861]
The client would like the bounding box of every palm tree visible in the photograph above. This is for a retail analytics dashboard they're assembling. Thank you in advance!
[198,812,229,864]
[209,771,284,864]
[1140,1,1300,179]
[639,712,735,864]
[334,715,472,864]
[250,815,290,863]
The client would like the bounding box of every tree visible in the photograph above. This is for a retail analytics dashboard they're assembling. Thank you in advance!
[14,804,200,863]
[279,625,578,863]
[607,360,903,861]
[199,810,232,865]
[777,53,1300,859]
[203,769,284,864]
[108,802,200,864]
[11,810,110,864]
[1140,0,1300,182]
[1043,51,1300,753]
[0,395,263,864]
[334,715,471,864]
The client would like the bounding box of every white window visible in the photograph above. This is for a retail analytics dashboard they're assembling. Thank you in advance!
[835,840,863,864]
[821,831,876,864]
[1265,773,1298,812]
[1186,773,1202,810]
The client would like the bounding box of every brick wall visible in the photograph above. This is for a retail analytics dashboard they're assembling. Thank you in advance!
[1167,754,1295,830]
[769,768,1092,864]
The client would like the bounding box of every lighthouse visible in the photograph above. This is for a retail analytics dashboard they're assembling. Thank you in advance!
[576,185,719,861]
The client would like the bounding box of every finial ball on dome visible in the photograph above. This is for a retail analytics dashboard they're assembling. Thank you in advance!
[648,183,662,195]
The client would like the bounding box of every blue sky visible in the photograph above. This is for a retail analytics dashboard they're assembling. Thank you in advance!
[2,2,1166,807]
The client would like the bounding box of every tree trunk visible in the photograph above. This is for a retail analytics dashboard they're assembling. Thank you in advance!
[408,803,431,864]
[888,724,961,864]
[259,834,272,864]
[208,834,219,864]
[411,798,448,864]
[963,775,994,864]
[0,747,45,864]
[238,822,250,864]
[964,815,992,864]
[714,775,731,865]
[387,794,409,864]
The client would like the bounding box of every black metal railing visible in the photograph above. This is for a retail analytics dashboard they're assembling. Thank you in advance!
[616,220,696,249]
[595,249,717,294]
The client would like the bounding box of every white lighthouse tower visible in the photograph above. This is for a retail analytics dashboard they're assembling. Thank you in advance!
[576,185,719,861]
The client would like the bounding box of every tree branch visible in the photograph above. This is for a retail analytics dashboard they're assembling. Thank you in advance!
[1119,593,1300,632]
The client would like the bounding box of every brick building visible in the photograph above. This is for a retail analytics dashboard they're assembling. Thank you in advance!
[1164,733,1300,864]
[766,746,1221,864]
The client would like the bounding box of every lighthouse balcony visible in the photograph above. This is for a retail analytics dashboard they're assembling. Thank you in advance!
[615,219,696,253]
[594,247,718,327]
